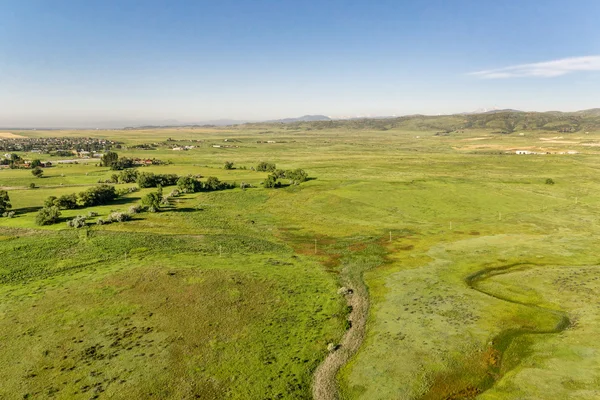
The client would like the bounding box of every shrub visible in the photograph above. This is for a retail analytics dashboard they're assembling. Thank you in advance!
[31,167,44,178]
[128,205,145,214]
[169,189,180,198]
[2,211,15,218]
[30,159,42,168]
[546,178,555,185]
[36,206,61,226]
[224,161,234,170]
[240,182,251,190]
[87,211,98,217]
[29,182,36,189]
[116,186,139,196]
[66,215,87,228]
[108,212,131,222]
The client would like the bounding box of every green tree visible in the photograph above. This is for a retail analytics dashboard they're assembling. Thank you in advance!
[100,151,119,168]
[76,185,117,207]
[137,172,157,188]
[204,176,223,191]
[30,159,42,168]
[31,167,44,178]
[118,169,138,183]
[224,161,234,170]
[263,174,281,188]
[0,190,11,214]
[54,194,78,209]
[177,176,201,193]
[141,191,162,212]
[36,206,61,226]
[257,162,276,172]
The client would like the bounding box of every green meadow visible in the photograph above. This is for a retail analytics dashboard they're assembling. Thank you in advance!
[2,126,600,399]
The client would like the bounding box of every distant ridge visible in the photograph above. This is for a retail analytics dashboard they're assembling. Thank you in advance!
[269,115,331,123]
[237,108,600,133]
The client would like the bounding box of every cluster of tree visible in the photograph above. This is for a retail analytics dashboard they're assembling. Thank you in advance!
[256,162,277,172]
[137,172,179,188]
[110,169,138,183]
[43,185,117,213]
[263,168,309,188]
[100,152,135,170]
[177,175,234,193]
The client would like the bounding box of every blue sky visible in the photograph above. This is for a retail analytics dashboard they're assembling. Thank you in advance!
[1,0,600,127]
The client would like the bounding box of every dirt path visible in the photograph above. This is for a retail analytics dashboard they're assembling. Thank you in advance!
[312,262,370,400]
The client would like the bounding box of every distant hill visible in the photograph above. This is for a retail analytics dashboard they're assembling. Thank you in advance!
[237,109,600,133]
[269,115,331,123]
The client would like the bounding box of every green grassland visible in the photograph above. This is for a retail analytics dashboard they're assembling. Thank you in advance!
[2,125,600,399]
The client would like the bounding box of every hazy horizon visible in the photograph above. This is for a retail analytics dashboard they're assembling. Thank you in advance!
[2,0,600,128]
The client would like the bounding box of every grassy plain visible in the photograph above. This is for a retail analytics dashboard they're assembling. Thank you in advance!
[2,126,600,399]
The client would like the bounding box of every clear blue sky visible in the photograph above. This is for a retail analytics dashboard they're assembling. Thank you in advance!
[1,0,600,127]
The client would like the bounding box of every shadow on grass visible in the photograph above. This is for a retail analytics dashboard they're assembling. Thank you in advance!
[15,206,43,215]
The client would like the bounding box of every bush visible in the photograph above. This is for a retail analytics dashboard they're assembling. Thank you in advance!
[66,215,87,228]
[116,186,139,196]
[240,182,252,190]
[108,212,131,222]
[29,182,36,189]
[36,206,61,226]
[128,205,145,214]
[31,167,44,178]
[87,211,98,217]
[2,211,15,218]
[169,189,180,198]
[546,178,555,185]
[224,161,234,170]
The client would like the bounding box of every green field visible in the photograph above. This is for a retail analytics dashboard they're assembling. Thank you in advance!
[2,125,600,399]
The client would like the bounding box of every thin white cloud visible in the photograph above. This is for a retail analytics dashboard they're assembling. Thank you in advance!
[470,56,600,79]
